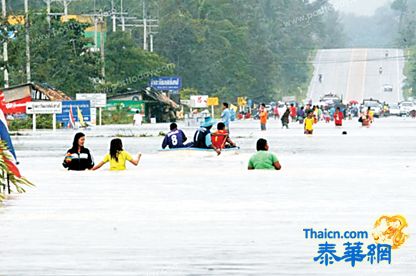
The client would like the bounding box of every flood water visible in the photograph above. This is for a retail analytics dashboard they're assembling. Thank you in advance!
[1,117,415,275]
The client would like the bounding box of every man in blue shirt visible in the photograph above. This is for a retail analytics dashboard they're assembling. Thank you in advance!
[192,117,221,155]
[162,123,188,149]
[221,102,231,131]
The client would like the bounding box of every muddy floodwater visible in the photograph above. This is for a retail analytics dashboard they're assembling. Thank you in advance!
[1,118,415,275]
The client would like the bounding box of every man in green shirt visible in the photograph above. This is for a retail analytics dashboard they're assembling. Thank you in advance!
[248,139,282,170]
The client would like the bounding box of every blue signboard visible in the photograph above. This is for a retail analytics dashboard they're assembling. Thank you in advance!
[150,76,182,91]
[56,100,91,123]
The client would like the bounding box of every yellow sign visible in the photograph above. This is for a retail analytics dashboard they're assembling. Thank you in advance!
[207,97,219,106]
[237,97,247,106]
[8,16,25,25]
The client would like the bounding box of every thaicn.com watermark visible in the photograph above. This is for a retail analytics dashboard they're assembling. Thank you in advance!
[304,215,409,268]
[283,0,358,28]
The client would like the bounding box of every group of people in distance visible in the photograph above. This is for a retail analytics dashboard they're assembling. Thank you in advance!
[63,132,141,171]
[258,103,347,135]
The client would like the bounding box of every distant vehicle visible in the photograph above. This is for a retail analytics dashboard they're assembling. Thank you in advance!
[320,93,340,102]
[383,84,393,93]
[362,100,382,118]
[389,104,401,116]
[399,101,415,116]
[320,94,341,108]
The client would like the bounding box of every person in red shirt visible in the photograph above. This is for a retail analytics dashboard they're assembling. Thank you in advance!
[289,103,297,122]
[211,122,236,149]
[334,107,344,127]
[273,105,280,120]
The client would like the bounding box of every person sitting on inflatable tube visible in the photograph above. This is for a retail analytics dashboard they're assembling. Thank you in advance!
[192,117,221,155]
[211,122,236,149]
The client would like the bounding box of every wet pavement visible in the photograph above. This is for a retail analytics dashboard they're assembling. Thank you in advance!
[1,117,415,275]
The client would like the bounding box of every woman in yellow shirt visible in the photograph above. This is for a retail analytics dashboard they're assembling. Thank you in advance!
[93,138,141,171]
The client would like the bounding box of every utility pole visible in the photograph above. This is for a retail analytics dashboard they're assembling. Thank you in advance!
[100,16,105,78]
[150,33,153,52]
[25,0,31,83]
[111,0,116,32]
[1,0,9,87]
[143,0,147,50]
[121,0,125,31]
[46,0,51,27]
[63,0,68,15]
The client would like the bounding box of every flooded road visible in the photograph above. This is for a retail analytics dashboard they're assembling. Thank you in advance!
[1,117,415,275]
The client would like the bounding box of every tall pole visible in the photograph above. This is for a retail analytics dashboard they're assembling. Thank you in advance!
[100,16,105,79]
[150,34,153,52]
[143,0,147,50]
[121,0,125,31]
[63,0,68,16]
[1,0,9,88]
[94,16,98,50]
[111,0,116,32]
[25,0,31,83]
[46,0,51,27]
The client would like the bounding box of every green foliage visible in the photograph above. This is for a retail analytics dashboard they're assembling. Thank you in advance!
[0,141,34,202]
[8,114,60,131]
[392,0,416,97]
[104,32,174,94]
[341,5,399,48]
[3,1,345,102]
[156,0,345,102]
[102,109,133,125]
[180,87,199,99]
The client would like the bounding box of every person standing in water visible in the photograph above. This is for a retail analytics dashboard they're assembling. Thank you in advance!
[93,138,141,171]
[334,107,344,127]
[304,111,315,135]
[259,103,268,131]
[63,132,94,171]
[281,108,290,129]
[220,102,231,132]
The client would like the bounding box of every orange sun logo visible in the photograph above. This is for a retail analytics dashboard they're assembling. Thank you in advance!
[372,215,408,249]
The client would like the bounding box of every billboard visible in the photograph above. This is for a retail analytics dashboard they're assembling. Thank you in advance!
[105,100,145,114]
[26,102,62,114]
[56,100,91,123]
[0,97,32,115]
[150,77,182,91]
[76,93,107,108]
[190,95,208,108]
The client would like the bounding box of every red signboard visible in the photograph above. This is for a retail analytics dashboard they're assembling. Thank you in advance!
[0,91,32,114]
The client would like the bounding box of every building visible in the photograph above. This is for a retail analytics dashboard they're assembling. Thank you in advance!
[108,88,179,123]
[0,83,71,115]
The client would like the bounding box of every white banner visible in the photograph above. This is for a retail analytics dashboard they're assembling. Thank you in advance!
[190,95,208,108]
[76,93,107,108]
[26,102,62,114]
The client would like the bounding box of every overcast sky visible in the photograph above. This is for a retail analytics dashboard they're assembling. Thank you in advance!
[329,0,392,16]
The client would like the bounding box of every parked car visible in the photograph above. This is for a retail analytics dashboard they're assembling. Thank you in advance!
[400,101,415,116]
[389,104,401,116]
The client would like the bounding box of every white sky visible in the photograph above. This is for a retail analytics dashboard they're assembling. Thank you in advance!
[329,0,392,16]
